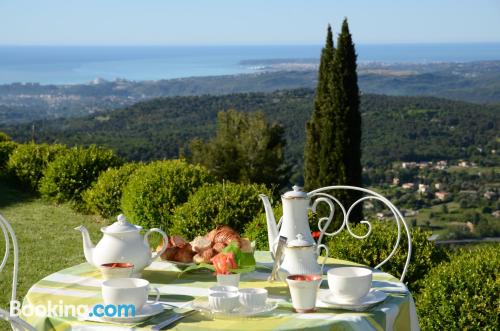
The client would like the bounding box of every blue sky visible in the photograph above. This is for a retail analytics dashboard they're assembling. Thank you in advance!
[1,0,499,45]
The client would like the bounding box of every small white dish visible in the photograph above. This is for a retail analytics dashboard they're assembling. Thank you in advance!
[99,302,165,323]
[209,285,239,295]
[317,288,388,311]
[239,288,268,309]
[208,292,240,313]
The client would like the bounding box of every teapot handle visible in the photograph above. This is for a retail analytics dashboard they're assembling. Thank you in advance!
[316,244,329,275]
[145,228,168,261]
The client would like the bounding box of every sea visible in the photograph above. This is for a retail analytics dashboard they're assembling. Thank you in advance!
[1,43,500,85]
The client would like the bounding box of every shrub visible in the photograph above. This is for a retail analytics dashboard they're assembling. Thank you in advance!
[326,221,449,292]
[171,182,272,239]
[121,160,214,230]
[0,141,17,177]
[7,143,67,191]
[417,244,499,330]
[0,132,11,142]
[83,163,142,218]
[39,145,122,205]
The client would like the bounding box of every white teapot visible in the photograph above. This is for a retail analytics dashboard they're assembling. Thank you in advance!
[75,214,168,277]
[278,233,329,280]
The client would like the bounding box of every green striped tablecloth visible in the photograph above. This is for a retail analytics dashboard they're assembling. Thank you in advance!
[22,251,419,331]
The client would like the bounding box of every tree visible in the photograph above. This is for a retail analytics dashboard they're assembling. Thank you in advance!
[304,25,335,190]
[332,18,363,221]
[304,20,363,221]
[190,109,288,187]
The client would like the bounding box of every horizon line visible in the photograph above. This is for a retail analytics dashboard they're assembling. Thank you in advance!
[2,41,500,47]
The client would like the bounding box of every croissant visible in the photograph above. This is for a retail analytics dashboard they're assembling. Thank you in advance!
[174,246,195,263]
[170,235,188,248]
[213,226,241,245]
[205,228,218,243]
[191,236,212,253]
[201,248,216,263]
[160,247,177,261]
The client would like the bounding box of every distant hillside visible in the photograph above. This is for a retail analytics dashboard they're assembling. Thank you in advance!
[2,90,498,171]
[1,60,500,125]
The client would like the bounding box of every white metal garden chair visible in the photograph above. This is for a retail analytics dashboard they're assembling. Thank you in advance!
[308,186,412,282]
[0,214,36,331]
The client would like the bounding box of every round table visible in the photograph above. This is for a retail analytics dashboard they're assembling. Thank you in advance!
[21,251,419,330]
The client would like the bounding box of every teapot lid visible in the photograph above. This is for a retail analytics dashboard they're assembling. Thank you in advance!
[102,214,142,234]
[283,185,308,199]
[287,233,313,247]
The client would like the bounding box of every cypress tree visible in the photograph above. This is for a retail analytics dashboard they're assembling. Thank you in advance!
[331,18,363,221]
[304,19,362,222]
[304,25,335,190]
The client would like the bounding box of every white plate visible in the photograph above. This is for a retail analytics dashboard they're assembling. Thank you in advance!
[191,298,278,319]
[317,289,388,311]
[100,303,165,323]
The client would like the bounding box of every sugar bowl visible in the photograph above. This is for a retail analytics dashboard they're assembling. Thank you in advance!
[278,234,329,280]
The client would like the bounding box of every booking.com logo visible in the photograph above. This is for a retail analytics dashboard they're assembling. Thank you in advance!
[10,300,136,318]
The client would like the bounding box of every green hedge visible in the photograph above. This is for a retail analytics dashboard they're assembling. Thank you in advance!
[121,160,214,230]
[7,143,67,190]
[39,145,122,205]
[417,244,499,330]
[327,222,449,292]
[83,163,142,218]
[0,141,17,177]
[0,132,11,142]
[171,182,272,239]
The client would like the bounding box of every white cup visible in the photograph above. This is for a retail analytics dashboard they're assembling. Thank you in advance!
[101,278,160,313]
[208,292,240,312]
[239,288,268,309]
[327,267,372,302]
[286,274,322,313]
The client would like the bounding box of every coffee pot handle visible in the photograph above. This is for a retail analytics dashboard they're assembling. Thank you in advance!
[316,244,329,275]
[145,228,168,261]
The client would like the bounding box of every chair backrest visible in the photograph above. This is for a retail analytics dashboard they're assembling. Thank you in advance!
[0,214,36,331]
[307,186,412,282]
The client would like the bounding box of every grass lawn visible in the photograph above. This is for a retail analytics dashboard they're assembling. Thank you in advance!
[0,182,103,328]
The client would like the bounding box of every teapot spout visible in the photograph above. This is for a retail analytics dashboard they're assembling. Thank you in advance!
[75,225,95,266]
[259,194,279,255]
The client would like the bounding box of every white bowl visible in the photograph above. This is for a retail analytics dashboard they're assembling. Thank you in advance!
[238,288,268,309]
[327,267,372,302]
[208,285,239,295]
[208,292,240,312]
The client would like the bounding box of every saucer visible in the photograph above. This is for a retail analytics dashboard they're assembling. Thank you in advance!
[317,289,387,311]
[101,302,165,323]
[191,298,278,319]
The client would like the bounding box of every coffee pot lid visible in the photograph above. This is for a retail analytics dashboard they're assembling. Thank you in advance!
[283,185,308,199]
[102,214,141,234]
[287,233,313,247]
